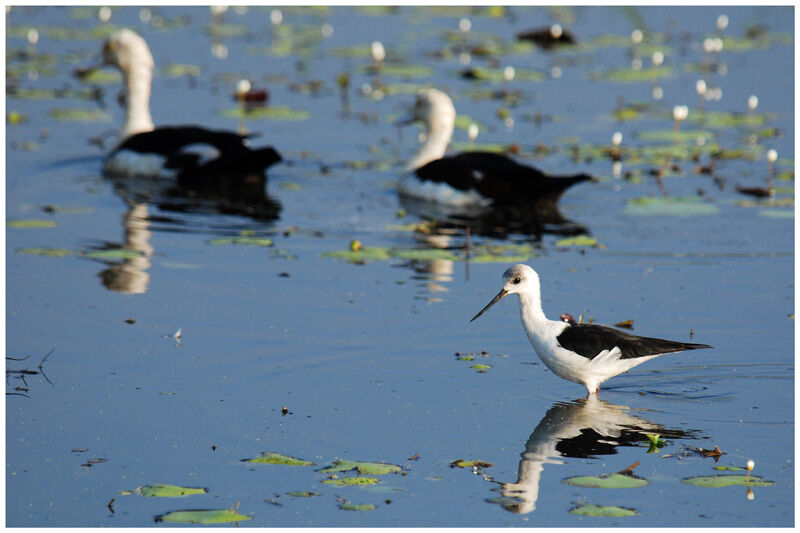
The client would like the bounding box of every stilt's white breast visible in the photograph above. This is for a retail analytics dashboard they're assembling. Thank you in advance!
[398,174,491,208]
[104,150,175,178]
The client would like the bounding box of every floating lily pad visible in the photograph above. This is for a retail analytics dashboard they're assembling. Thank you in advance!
[219,106,310,121]
[125,484,208,498]
[7,219,57,228]
[555,235,597,247]
[322,246,391,262]
[624,196,719,216]
[563,472,649,489]
[592,66,673,83]
[682,475,774,488]
[457,355,475,361]
[41,205,93,214]
[450,459,492,469]
[759,209,793,219]
[321,477,380,486]
[713,466,745,471]
[636,129,715,143]
[570,504,638,517]
[458,66,545,83]
[162,63,200,77]
[155,509,252,524]
[471,363,491,370]
[318,460,401,475]
[338,501,376,511]
[78,69,121,84]
[454,115,485,132]
[17,247,73,257]
[286,491,319,498]
[392,249,460,261]
[358,63,434,78]
[50,108,111,122]
[208,236,274,247]
[247,452,314,466]
[83,249,144,260]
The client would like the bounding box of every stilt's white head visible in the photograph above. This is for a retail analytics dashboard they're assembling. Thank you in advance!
[471,264,540,322]
[102,29,154,75]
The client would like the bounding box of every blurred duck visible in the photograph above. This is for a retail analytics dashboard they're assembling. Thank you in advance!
[399,89,591,211]
[94,29,281,179]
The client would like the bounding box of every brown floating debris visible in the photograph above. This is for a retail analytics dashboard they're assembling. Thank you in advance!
[735,185,774,198]
[408,453,419,461]
[699,445,723,461]
[614,319,634,330]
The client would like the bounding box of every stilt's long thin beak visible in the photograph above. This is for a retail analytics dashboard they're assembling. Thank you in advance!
[470,288,508,322]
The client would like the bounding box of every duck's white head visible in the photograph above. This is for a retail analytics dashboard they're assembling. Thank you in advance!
[471,264,541,322]
[410,88,456,134]
[102,29,154,75]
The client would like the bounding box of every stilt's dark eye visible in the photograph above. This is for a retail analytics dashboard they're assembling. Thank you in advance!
[512,277,521,284]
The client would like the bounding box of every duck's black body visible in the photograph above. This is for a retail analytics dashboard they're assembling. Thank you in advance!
[556,324,712,361]
[413,151,592,207]
[107,125,282,180]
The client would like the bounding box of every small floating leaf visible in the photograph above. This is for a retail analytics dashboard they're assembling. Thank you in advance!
[7,219,57,228]
[134,484,207,498]
[155,509,252,524]
[450,459,492,469]
[162,63,200,77]
[555,235,597,247]
[208,236,274,247]
[471,363,491,370]
[563,473,649,489]
[17,247,73,257]
[78,69,121,84]
[286,491,319,498]
[83,249,144,260]
[50,107,111,122]
[247,452,313,466]
[318,460,401,475]
[624,196,719,217]
[682,475,774,488]
[219,106,310,121]
[321,477,379,486]
[358,63,434,78]
[322,246,391,262]
[338,501,376,511]
[759,209,794,219]
[570,504,638,517]
[392,249,461,261]
[713,466,745,471]
[592,65,673,83]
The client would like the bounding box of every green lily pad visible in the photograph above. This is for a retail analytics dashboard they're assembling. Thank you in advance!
[127,484,207,498]
[322,246,392,262]
[636,129,715,143]
[570,504,638,517]
[450,459,492,468]
[219,106,310,121]
[7,219,57,228]
[449,142,511,153]
[41,205,93,214]
[318,460,401,475]
[555,235,597,247]
[321,477,380,486]
[458,66,545,83]
[82,249,144,260]
[246,452,314,466]
[208,236,274,247]
[78,69,121,84]
[457,355,475,361]
[624,196,719,217]
[392,249,461,261]
[162,63,200,77]
[471,363,491,370]
[49,108,111,122]
[682,475,774,488]
[286,491,319,498]
[759,209,793,219]
[155,509,252,524]
[713,466,745,471]
[563,472,649,489]
[592,65,673,83]
[339,501,377,511]
[358,63,434,78]
[17,247,73,257]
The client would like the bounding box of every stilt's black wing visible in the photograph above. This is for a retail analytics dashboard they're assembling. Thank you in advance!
[556,323,711,360]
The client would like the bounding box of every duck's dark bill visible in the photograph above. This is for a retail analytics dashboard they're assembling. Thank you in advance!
[470,289,508,322]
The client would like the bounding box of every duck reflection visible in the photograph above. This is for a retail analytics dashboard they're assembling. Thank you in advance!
[97,171,281,294]
[398,194,588,241]
[495,396,691,514]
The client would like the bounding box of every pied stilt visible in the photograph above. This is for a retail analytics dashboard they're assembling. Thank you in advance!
[470,264,712,395]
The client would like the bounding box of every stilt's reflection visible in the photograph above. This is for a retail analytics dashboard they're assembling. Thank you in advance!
[495,396,691,514]
[98,201,153,294]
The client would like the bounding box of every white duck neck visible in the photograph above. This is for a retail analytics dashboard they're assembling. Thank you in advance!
[121,61,155,139]
[406,111,455,171]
